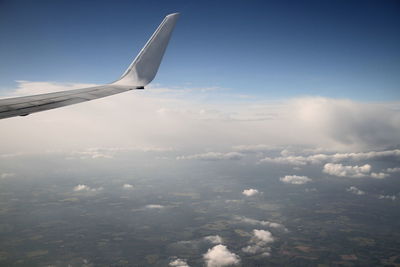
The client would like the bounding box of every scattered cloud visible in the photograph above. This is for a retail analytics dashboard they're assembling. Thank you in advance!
[203,245,240,267]
[177,152,244,161]
[280,175,312,185]
[346,186,365,195]
[204,235,223,245]
[242,189,260,197]
[169,258,189,267]
[73,184,103,192]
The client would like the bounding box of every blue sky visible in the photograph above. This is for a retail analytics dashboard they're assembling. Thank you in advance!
[0,0,399,101]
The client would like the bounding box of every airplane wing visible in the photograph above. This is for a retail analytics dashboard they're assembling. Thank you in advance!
[0,13,180,120]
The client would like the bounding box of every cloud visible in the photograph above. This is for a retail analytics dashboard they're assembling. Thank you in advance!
[378,194,397,201]
[386,167,400,173]
[73,184,103,192]
[234,216,287,231]
[242,230,274,257]
[261,149,400,166]
[323,163,372,178]
[204,235,223,245]
[232,144,277,153]
[177,152,244,161]
[203,245,240,267]
[346,186,365,195]
[123,184,134,189]
[169,258,189,267]
[2,81,400,156]
[280,175,312,185]
[145,204,164,209]
[242,189,260,197]
[1,172,15,179]
[370,172,390,179]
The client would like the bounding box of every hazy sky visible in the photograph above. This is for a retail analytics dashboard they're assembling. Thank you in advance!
[0,0,399,101]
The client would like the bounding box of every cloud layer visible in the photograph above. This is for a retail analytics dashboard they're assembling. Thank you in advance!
[1,81,400,155]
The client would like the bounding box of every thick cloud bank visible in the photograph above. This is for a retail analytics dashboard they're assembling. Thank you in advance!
[1,81,399,154]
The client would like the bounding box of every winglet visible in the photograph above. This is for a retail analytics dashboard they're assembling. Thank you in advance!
[113,13,180,87]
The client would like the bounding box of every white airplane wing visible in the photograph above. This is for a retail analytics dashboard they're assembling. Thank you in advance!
[0,13,180,120]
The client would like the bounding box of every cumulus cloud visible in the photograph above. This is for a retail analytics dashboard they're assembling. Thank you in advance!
[123,183,134,189]
[242,230,274,257]
[203,245,240,267]
[242,189,260,197]
[169,258,189,267]
[280,175,312,185]
[204,235,223,244]
[177,152,244,161]
[323,163,372,178]
[73,184,103,192]
[346,186,365,195]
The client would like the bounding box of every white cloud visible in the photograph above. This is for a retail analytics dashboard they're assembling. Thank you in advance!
[2,81,400,156]
[242,189,260,197]
[204,235,223,244]
[232,144,276,153]
[386,167,400,173]
[253,229,274,243]
[177,152,244,161]
[346,186,365,195]
[123,183,134,189]
[234,216,287,231]
[169,258,189,267]
[203,245,240,267]
[261,149,400,166]
[145,204,164,209]
[323,163,372,178]
[370,172,390,179]
[73,184,103,192]
[242,230,274,257]
[1,172,15,178]
[378,194,397,201]
[280,175,312,185]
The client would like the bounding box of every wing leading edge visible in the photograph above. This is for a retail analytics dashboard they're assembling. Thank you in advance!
[0,13,180,120]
